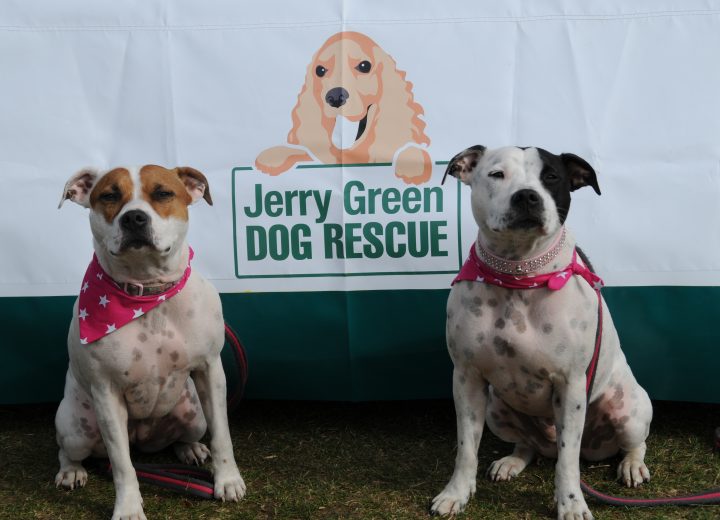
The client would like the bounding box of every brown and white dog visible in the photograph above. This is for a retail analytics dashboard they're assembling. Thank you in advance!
[255,31,433,184]
[56,166,245,520]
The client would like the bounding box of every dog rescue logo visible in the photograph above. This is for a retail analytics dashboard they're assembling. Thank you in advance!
[255,31,432,183]
[233,32,463,283]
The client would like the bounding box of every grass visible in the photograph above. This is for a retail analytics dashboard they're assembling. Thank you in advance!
[0,400,719,519]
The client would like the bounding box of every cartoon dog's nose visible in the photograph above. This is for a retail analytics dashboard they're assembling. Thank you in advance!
[120,210,149,232]
[325,87,349,108]
[510,189,542,209]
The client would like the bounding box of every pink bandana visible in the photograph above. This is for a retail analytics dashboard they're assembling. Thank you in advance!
[77,248,193,344]
[453,244,604,292]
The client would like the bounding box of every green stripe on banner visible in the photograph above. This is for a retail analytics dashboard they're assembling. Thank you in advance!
[1,288,718,404]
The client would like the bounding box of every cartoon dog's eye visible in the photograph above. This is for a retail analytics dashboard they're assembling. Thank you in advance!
[355,61,372,73]
[315,66,327,77]
[488,170,505,179]
[99,191,120,203]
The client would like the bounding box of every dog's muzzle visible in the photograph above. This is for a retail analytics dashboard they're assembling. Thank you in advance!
[507,189,545,229]
[119,209,154,250]
[325,87,349,108]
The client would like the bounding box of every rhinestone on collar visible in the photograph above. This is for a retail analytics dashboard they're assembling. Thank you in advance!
[476,228,567,276]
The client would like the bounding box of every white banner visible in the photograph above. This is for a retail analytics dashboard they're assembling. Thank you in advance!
[2,0,720,295]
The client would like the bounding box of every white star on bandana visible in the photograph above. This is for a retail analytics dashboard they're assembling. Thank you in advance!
[78,248,194,344]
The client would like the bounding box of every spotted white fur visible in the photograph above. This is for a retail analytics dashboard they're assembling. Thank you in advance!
[56,166,245,520]
[432,146,652,520]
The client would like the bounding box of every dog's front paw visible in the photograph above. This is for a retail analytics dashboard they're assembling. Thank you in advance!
[486,454,528,482]
[395,147,432,185]
[430,483,473,516]
[255,146,309,175]
[55,465,88,490]
[556,492,593,520]
[617,457,651,488]
[112,510,146,520]
[214,469,246,502]
[174,441,211,466]
[111,490,146,520]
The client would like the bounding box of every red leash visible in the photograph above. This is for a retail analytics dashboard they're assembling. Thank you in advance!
[105,323,248,500]
[108,463,216,500]
[580,480,720,507]
[224,322,249,413]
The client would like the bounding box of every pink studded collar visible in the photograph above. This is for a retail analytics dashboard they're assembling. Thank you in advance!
[453,241,605,397]
[453,243,603,292]
[77,248,193,345]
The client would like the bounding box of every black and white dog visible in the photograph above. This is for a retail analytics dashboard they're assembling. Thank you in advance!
[431,146,652,520]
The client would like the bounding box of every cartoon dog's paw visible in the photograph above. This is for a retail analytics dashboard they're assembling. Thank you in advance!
[214,468,246,502]
[395,147,432,185]
[174,441,211,466]
[486,454,529,482]
[617,456,650,488]
[255,146,311,175]
[55,464,88,490]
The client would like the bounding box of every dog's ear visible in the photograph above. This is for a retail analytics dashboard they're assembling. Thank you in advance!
[371,41,430,155]
[176,167,213,205]
[59,168,100,208]
[442,145,486,185]
[561,153,601,195]
[288,44,328,153]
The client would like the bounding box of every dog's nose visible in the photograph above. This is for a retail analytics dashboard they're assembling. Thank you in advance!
[510,189,542,209]
[325,87,349,108]
[120,210,149,232]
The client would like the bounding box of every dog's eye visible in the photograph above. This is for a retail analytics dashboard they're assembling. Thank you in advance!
[488,170,505,179]
[355,61,372,73]
[542,170,560,182]
[315,66,327,77]
[99,192,120,203]
[152,190,175,202]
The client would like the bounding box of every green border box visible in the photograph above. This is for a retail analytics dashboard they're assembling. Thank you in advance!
[231,162,464,280]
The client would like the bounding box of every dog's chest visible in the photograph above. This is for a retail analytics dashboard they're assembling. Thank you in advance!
[81,283,220,419]
[448,281,594,416]
[117,308,192,417]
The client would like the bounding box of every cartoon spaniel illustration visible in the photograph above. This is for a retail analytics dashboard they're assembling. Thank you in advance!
[255,31,432,184]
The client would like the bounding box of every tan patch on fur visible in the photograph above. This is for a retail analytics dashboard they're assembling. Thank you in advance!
[89,168,133,223]
[139,165,191,220]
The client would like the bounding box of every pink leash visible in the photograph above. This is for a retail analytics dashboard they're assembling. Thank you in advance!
[579,293,720,506]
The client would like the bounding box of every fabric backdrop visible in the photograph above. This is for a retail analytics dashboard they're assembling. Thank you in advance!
[2,0,720,403]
